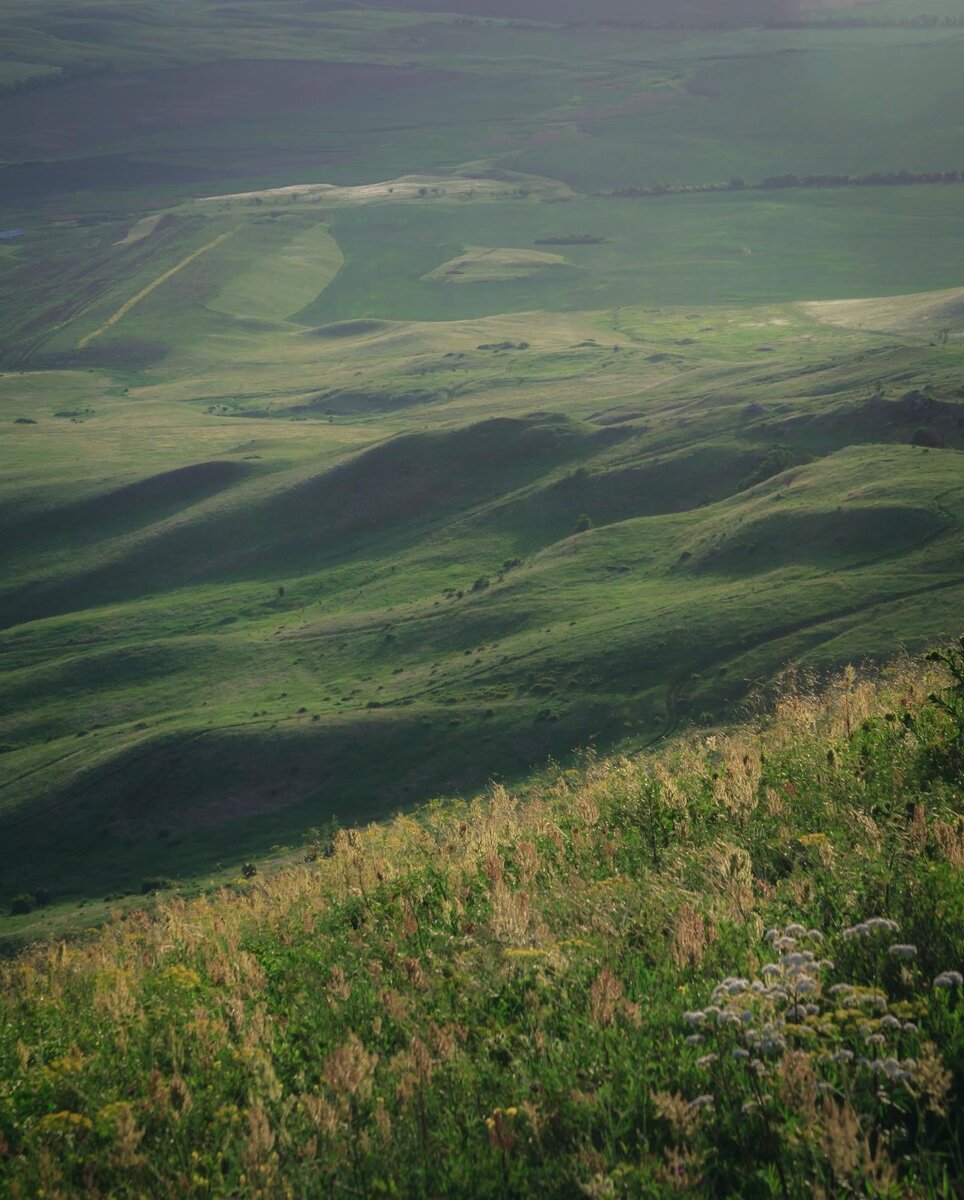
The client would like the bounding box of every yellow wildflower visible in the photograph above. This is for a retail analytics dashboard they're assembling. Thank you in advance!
[36,1111,93,1136]
[160,965,201,989]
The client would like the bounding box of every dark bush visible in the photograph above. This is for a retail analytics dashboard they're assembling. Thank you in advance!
[140,876,174,894]
[9,894,36,916]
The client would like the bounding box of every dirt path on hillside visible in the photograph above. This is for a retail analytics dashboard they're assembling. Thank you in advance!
[78,229,235,348]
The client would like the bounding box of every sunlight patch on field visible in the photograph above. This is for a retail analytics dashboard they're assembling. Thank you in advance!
[196,173,570,208]
[421,246,572,284]
[801,284,964,337]
[208,222,344,324]
[113,213,166,247]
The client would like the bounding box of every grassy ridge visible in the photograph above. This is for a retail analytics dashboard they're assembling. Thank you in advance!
[0,650,961,1196]
[1,0,964,932]
[1,286,962,922]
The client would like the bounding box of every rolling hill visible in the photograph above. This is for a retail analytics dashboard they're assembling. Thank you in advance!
[0,0,962,937]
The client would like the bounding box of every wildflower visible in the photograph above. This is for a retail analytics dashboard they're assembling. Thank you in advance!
[713,976,750,997]
[732,1048,749,1060]
[908,1042,952,1115]
[684,1035,703,1046]
[880,1058,906,1081]
[687,1094,714,1110]
[683,1010,706,1026]
[880,1015,901,1030]
[887,944,917,960]
[696,1054,718,1068]
[160,964,201,989]
[784,923,808,936]
[933,970,963,989]
[35,1111,93,1136]
[783,952,810,967]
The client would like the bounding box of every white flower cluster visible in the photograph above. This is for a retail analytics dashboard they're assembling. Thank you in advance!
[842,917,899,940]
[681,920,942,1101]
[683,925,835,1061]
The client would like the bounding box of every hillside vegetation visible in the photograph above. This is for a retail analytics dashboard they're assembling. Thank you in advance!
[1,0,963,929]
[2,294,963,927]
[1,646,962,1197]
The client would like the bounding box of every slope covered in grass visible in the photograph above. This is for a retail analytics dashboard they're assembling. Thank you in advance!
[1,291,962,921]
[2,0,964,935]
[1,649,962,1197]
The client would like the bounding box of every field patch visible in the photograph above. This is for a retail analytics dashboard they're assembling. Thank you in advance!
[208,222,343,324]
[113,213,168,247]
[0,60,460,159]
[802,284,964,337]
[199,173,566,208]
[77,229,236,348]
[421,245,572,285]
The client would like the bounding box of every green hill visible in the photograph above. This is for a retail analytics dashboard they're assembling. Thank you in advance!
[1,0,963,931]
[1,296,963,917]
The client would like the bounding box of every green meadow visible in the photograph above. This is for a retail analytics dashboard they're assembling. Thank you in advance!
[0,0,962,940]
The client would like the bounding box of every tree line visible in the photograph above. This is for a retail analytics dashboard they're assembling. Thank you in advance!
[604,168,964,200]
[765,14,964,29]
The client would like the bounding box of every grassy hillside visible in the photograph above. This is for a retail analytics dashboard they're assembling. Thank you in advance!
[1,288,962,921]
[1,0,963,929]
[0,650,961,1196]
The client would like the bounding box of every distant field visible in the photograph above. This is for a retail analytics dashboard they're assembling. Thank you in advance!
[2,2,963,205]
[301,186,964,320]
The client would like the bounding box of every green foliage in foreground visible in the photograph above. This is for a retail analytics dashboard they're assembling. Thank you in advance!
[1,646,962,1198]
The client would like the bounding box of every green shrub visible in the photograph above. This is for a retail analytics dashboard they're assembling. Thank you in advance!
[139,876,174,894]
[8,894,35,916]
